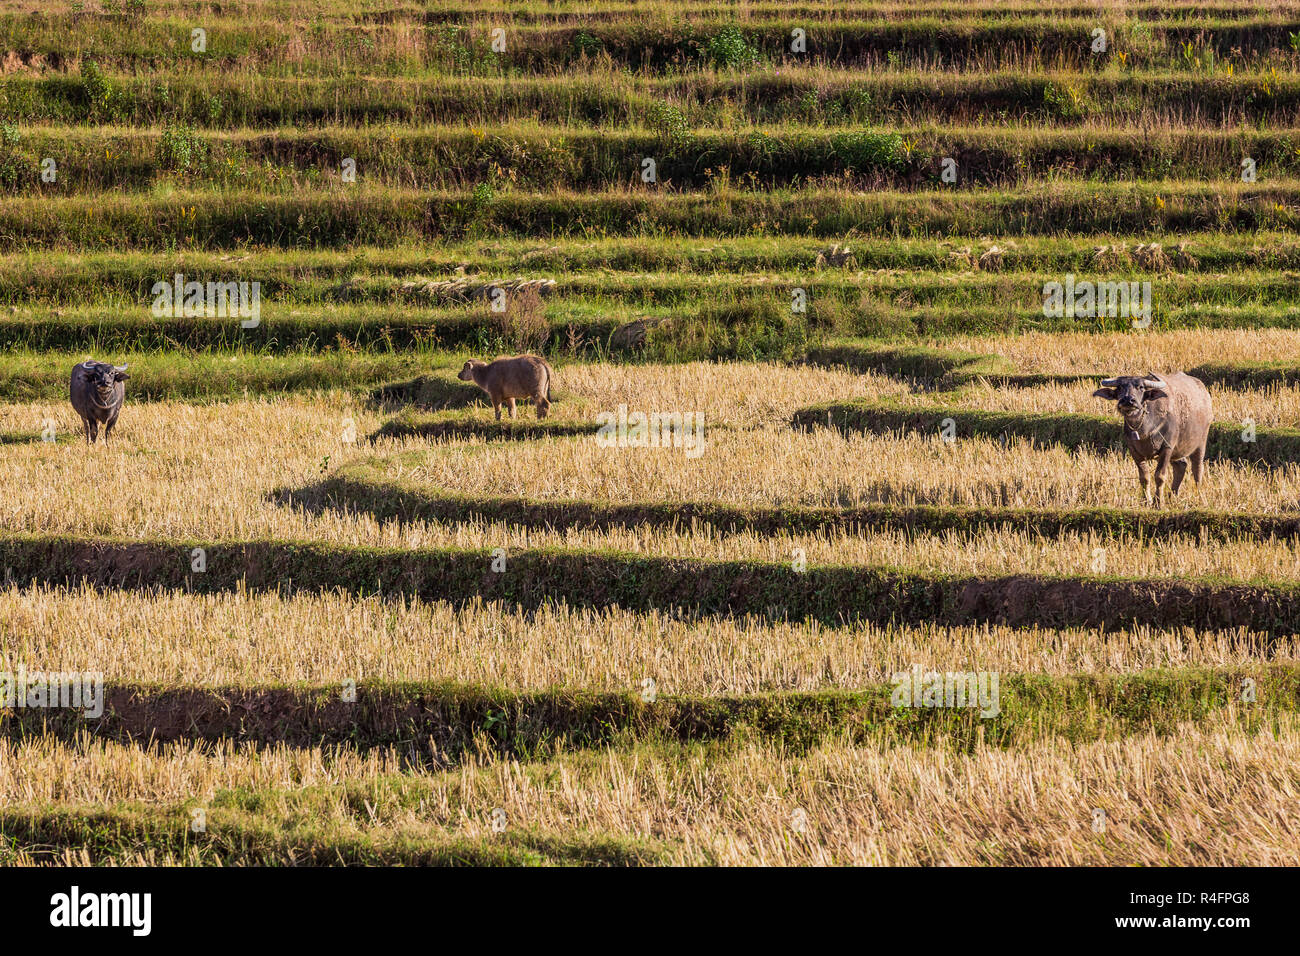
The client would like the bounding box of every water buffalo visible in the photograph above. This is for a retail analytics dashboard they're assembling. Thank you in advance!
[70,360,129,443]
[458,355,553,420]
[1092,372,1212,505]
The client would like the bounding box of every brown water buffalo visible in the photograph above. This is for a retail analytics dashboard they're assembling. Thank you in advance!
[458,354,554,420]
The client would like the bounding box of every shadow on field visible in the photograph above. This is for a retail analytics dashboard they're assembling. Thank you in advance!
[4,668,1296,773]
[0,806,672,866]
[368,416,597,443]
[275,476,1300,543]
[5,535,1300,641]
[0,430,76,446]
[365,374,485,412]
[0,680,900,767]
[802,345,1094,390]
[802,345,1300,393]
[793,402,1300,464]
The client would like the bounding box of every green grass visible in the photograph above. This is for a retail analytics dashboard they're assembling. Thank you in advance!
[370,410,600,441]
[4,11,1296,76]
[0,350,458,402]
[3,667,1295,757]
[805,341,1300,388]
[0,308,614,355]
[0,180,1295,250]
[2,233,1300,299]
[14,123,1300,192]
[6,0,1300,867]
[1,334,1298,406]
[11,65,1300,128]
[0,803,672,866]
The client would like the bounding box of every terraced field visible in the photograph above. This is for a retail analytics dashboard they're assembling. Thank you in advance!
[2,0,1300,867]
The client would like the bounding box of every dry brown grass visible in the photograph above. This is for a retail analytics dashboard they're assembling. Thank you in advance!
[7,381,1300,582]
[548,360,905,425]
[387,421,1300,513]
[359,517,1300,582]
[4,710,1297,865]
[942,328,1300,375]
[2,347,1294,867]
[946,378,1300,427]
[2,584,1289,691]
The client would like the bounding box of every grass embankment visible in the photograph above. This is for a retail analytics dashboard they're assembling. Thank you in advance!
[310,463,1300,542]
[6,12,1298,76]
[11,65,1300,127]
[8,710,1298,866]
[4,533,1300,634]
[1,180,1298,252]
[8,235,1300,302]
[794,397,1300,462]
[2,668,1294,757]
[10,124,1300,192]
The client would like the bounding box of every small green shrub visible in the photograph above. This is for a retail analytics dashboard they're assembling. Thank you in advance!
[647,102,692,149]
[648,297,809,362]
[157,123,209,173]
[573,31,604,57]
[0,121,25,190]
[1043,82,1089,119]
[80,60,115,119]
[705,27,761,69]
[842,88,875,121]
[830,129,906,172]
[470,180,496,209]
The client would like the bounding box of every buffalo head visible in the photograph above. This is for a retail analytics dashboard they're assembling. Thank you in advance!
[1093,374,1168,426]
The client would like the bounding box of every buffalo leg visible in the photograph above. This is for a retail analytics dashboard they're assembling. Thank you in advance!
[1170,459,1188,494]
[1152,448,1174,505]
[493,402,502,421]
[1133,458,1152,503]
[85,419,98,444]
[1189,445,1205,485]
[508,398,517,419]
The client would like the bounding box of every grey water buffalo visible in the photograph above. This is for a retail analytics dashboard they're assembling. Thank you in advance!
[458,355,553,420]
[70,360,129,443]
[1092,372,1212,505]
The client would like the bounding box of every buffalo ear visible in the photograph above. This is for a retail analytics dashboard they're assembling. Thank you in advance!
[1143,387,1167,401]
[114,370,130,381]
[1092,387,1118,400]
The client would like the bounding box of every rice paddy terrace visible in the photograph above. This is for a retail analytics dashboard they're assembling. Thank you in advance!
[1,0,1299,865]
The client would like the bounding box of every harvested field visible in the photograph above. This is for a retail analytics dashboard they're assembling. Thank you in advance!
[1,0,1298,875]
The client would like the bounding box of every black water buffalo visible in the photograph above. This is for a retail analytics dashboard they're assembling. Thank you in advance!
[1092,372,1212,505]
[70,360,129,443]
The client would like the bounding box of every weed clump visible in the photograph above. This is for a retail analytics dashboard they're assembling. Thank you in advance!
[490,285,551,354]
[157,123,209,174]
[705,27,761,70]
[647,296,809,362]
[831,129,907,173]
